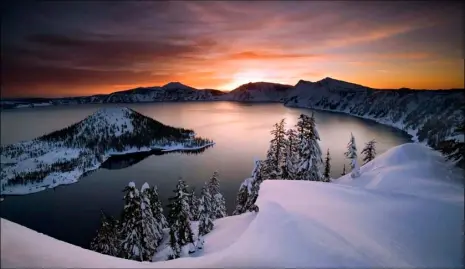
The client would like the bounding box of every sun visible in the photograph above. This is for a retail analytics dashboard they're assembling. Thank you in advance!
[221,70,271,91]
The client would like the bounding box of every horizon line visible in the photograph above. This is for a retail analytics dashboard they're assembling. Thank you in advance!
[1,77,464,100]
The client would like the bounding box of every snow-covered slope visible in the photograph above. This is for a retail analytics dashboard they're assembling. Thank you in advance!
[2,143,462,268]
[285,78,464,167]
[0,107,213,195]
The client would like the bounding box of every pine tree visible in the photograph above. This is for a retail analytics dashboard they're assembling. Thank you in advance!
[90,210,120,257]
[197,183,214,249]
[282,128,299,180]
[188,187,200,221]
[146,185,169,229]
[246,159,265,212]
[140,183,163,252]
[232,182,249,216]
[341,164,346,176]
[264,119,287,179]
[295,113,323,181]
[167,228,181,260]
[119,182,145,261]
[233,159,264,215]
[208,171,227,219]
[345,133,360,178]
[323,148,331,182]
[167,179,195,259]
[361,139,377,164]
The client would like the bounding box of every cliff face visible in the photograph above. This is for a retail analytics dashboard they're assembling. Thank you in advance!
[283,78,464,167]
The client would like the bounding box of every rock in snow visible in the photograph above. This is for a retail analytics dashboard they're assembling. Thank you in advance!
[1,143,462,268]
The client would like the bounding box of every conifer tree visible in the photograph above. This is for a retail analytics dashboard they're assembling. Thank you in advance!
[282,128,299,180]
[140,183,163,251]
[323,148,331,182]
[361,139,377,164]
[246,159,265,212]
[188,187,200,221]
[167,179,195,259]
[295,113,324,181]
[208,171,227,219]
[345,133,360,178]
[167,229,181,260]
[341,164,346,176]
[233,159,264,215]
[146,185,169,229]
[197,183,214,249]
[265,119,287,179]
[232,182,249,216]
[90,210,120,257]
[119,182,145,261]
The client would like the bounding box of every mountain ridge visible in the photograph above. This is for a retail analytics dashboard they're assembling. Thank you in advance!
[2,77,463,103]
[1,78,463,169]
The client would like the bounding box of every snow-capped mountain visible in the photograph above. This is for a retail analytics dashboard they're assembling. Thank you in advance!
[219,82,294,102]
[103,82,225,103]
[0,107,214,195]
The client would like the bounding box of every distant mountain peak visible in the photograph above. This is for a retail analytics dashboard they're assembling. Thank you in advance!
[162,82,193,90]
[317,77,340,83]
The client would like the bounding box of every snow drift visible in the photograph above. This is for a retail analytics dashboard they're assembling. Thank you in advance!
[1,143,463,268]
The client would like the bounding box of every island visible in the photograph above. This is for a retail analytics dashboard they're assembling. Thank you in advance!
[0,107,214,195]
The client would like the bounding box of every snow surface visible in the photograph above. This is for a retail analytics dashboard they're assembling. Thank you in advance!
[1,143,463,268]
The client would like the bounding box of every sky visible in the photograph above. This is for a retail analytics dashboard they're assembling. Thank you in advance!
[1,1,463,98]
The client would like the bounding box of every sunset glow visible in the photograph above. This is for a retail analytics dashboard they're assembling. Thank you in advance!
[1,1,463,98]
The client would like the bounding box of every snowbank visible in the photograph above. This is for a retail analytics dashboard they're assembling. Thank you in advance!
[1,143,463,268]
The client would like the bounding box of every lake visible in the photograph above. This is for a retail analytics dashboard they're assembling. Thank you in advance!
[0,102,411,249]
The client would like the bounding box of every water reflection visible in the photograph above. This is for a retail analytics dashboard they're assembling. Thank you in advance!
[102,146,213,170]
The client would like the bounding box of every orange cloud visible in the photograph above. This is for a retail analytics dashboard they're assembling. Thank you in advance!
[227,51,320,60]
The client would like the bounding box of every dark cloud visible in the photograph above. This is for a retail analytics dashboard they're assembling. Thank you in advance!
[5,33,216,70]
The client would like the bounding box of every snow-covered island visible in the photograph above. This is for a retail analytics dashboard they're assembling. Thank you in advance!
[0,107,214,196]
[1,143,463,268]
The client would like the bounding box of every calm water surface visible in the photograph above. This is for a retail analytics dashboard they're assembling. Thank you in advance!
[0,102,410,248]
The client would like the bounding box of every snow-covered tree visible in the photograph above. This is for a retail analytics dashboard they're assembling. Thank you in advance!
[167,179,195,259]
[232,181,249,216]
[345,133,360,178]
[90,210,119,257]
[265,119,287,179]
[119,182,145,261]
[188,187,200,221]
[166,229,181,260]
[196,183,214,249]
[244,178,260,213]
[140,183,163,252]
[145,185,169,229]
[323,149,331,182]
[282,128,299,180]
[295,113,323,181]
[341,164,346,176]
[232,159,264,215]
[208,171,227,219]
[361,139,377,164]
